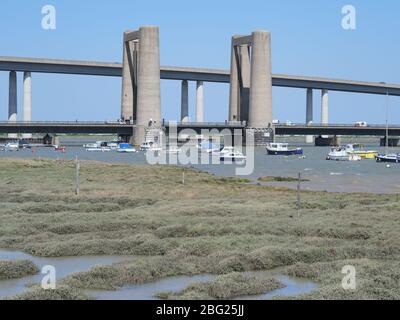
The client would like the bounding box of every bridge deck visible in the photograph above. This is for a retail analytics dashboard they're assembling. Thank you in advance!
[1,57,400,95]
[0,122,399,136]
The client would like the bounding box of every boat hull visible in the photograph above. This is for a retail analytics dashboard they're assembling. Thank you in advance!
[267,149,303,156]
[220,157,246,163]
[376,155,400,163]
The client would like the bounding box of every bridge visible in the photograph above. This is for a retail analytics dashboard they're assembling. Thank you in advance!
[1,121,399,139]
[1,26,399,145]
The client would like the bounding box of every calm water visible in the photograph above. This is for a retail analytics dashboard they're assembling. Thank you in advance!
[0,250,317,300]
[1,141,399,193]
[0,250,131,299]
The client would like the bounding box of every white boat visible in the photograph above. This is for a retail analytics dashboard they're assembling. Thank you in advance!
[83,143,98,148]
[326,147,361,161]
[376,153,400,163]
[107,142,119,150]
[117,143,137,153]
[86,147,111,152]
[140,141,162,152]
[220,148,246,163]
[5,142,19,151]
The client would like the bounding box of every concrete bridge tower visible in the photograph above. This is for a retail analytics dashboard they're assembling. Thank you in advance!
[229,31,273,143]
[121,26,161,145]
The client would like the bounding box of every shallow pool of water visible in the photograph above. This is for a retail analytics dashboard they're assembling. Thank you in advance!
[0,250,318,300]
[0,249,132,299]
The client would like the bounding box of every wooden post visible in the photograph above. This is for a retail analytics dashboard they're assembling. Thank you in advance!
[75,156,80,196]
[297,172,301,218]
[182,169,185,185]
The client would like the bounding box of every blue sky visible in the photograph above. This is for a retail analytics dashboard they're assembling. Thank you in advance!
[0,0,399,124]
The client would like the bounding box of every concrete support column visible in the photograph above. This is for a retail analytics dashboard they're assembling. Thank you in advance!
[321,89,329,124]
[8,71,17,139]
[229,39,239,121]
[306,88,313,143]
[23,72,32,139]
[181,80,189,122]
[249,31,273,128]
[196,81,204,122]
[135,26,161,145]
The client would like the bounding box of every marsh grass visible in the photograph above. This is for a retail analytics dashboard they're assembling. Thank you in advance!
[258,176,310,183]
[155,272,285,300]
[0,158,399,300]
[0,260,39,280]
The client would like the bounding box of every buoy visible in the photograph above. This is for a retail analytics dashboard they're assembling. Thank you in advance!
[386,164,391,168]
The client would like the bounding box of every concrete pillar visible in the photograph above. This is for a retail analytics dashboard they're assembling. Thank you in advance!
[229,38,239,121]
[196,81,204,122]
[321,89,329,124]
[121,37,134,121]
[181,80,189,122]
[306,88,313,143]
[239,45,251,123]
[135,26,161,145]
[23,72,32,139]
[8,71,17,139]
[249,31,273,128]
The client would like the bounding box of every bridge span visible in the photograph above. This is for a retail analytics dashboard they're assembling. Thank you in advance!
[0,122,399,139]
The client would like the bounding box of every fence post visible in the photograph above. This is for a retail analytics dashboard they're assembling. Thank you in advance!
[75,156,80,196]
[297,172,301,218]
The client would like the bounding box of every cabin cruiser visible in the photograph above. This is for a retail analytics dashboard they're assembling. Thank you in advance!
[5,142,19,151]
[345,144,378,159]
[220,147,246,163]
[117,143,137,153]
[326,147,361,161]
[266,143,303,156]
[376,153,400,163]
[140,141,162,152]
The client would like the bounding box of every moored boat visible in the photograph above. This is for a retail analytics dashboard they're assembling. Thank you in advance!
[5,142,19,152]
[117,143,137,153]
[345,144,378,159]
[54,145,67,152]
[326,147,361,161]
[140,141,162,152]
[220,148,246,163]
[266,143,303,156]
[376,153,400,163]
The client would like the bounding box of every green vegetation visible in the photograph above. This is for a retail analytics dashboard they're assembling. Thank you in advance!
[258,176,310,183]
[0,158,399,300]
[0,260,39,280]
[156,273,284,300]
